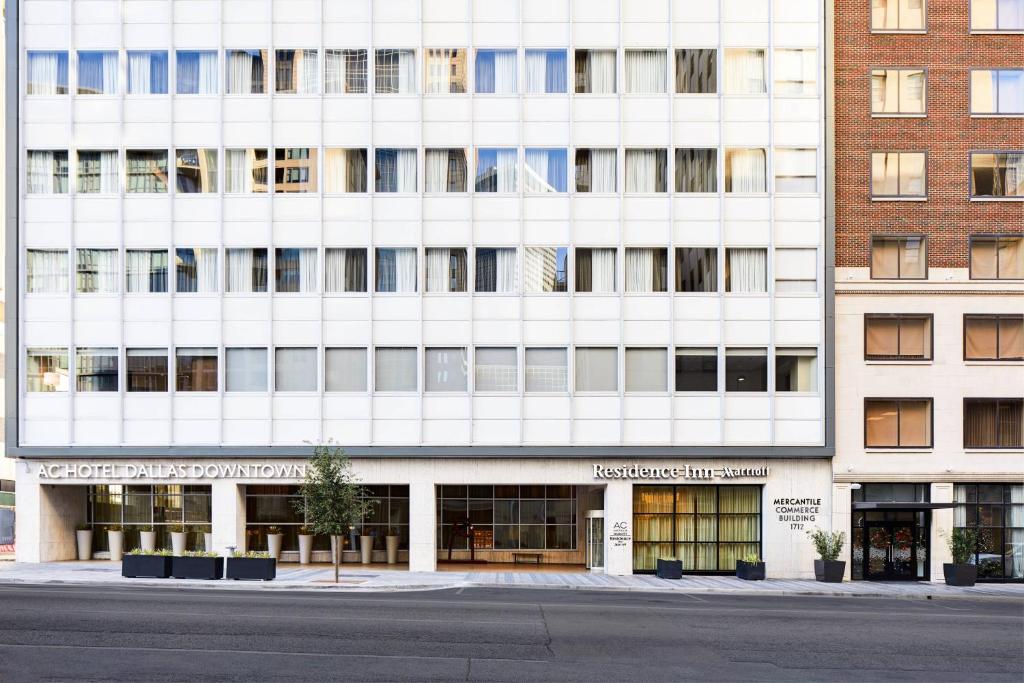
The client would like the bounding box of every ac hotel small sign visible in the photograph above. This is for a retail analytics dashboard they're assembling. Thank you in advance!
[592,464,770,481]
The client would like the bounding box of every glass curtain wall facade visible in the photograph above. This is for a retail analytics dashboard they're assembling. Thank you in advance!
[436,485,577,551]
[954,484,1024,581]
[86,484,211,553]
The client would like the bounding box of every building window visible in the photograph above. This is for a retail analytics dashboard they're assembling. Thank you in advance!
[224,149,269,193]
[525,348,568,392]
[633,485,761,573]
[964,399,1023,448]
[126,250,169,293]
[774,49,816,95]
[26,150,68,194]
[475,49,517,94]
[275,248,318,293]
[76,249,117,293]
[127,50,168,95]
[425,248,468,293]
[425,347,468,392]
[871,236,927,279]
[575,49,616,94]
[525,49,567,93]
[26,348,69,392]
[475,148,518,192]
[175,149,218,193]
[970,236,1023,279]
[676,247,718,293]
[126,150,168,193]
[624,149,668,193]
[225,248,268,293]
[725,248,767,293]
[675,149,717,193]
[325,348,368,392]
[324,149,368,193]
[575,248,617,293]
[275,49,318,94]
[275,348,317,392]
[970,0,1024,30]
[375,49,416,93]
[27,50,69,94]
[225,49,267,94]
[970,153,1024,198]
[424,48,466,93]
[176,50,218,94]
[775,248,817,293]
[774,148,817,192]
[626,348,668,392]
[375,148,416,193]
[624,49,667,94]
[865,315,933,360]
[871,152,926,198]
[325,248,367,293]
[575,149,616,192]
[953,484,1023,581]
[325,49,368,94]
[475,248,517,293]
[725,148,767,192]
[474,348,517,392]
[776,348,817,392]
[424,149,467,193]
[76,348,118,392]
[78,50,118,95]
[971,70,1024,115]
[575,348,618,392]
[965,315,1024,360]
[88,485,212,555]
[625,248,668,293]
[375,248,417,293]
[675,49,716,94]
[872,0,926,30]
[865,398,932,448]
[437,485,577,551]
[524,247,568,293]
[127,349,168,392]
[375,347,417,391]
[725,349,768,392]
[275,148,317,193]
[77,150,118,193]
[676,348,718,392]
[871,69,926,114]
[175,348,218,392]
[176,248,218,293]
[26,250,68,293]
[723,49,766,94]
[524,148,568,193]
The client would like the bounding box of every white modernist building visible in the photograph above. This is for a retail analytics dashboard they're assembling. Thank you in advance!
[7,0,830,576]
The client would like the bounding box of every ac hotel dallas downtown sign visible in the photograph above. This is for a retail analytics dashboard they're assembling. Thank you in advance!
[35,462,309,480]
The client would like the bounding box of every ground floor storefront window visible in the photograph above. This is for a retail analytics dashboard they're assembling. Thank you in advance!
[955,484,1023,582]
[87,484,211,553]
[632,485,761,573]
[436,485,577,551]
[851,484,929,581]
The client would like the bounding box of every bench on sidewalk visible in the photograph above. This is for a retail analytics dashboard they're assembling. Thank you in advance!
[512,552,542,565]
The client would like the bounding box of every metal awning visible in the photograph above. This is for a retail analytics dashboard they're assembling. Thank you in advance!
[852,502,956,510]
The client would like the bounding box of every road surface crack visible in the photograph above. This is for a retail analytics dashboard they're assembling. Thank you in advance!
[537,604,556,660]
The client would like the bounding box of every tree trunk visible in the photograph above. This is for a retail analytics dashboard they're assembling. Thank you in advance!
[332,534,340,583]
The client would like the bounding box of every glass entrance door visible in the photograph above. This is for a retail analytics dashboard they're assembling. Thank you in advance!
[864,522,918,580]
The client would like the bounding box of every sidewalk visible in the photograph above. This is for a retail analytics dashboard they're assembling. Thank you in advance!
[2,561,1023,598]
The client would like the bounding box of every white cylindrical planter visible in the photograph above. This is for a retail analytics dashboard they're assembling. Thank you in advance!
[299,535,313,564]
[171,531,186,556]
[203,532,213,551]
[386,536,400,565]
[360,535,373,564]
[140,530,156,552]
[107,530,124,562]
[267,534,283,560]
[76,530,93,561]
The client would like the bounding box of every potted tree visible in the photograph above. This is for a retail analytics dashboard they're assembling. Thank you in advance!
[385,528,400,565]
[266,526,284,560]
[171,550,224,580]
[169,523,187,556]
[106,524,125,562]
[808,528,846,582]
[943,527,983,587]
[122,549,173,578]
[75,524,93,560]
[292,442,374,583]
[360,529,374,565]
[226,550,277,581]
[298,526,314,565]
[139,525,156,552]
[736,553,765,581]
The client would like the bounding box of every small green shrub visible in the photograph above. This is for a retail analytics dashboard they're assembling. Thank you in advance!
[742,553,761,564]
[946,527,986,565]
[105,524,123,533]
[232,550,271,559]
[127,548,173,556]
[807,529,846,561]
[182,550,219,558]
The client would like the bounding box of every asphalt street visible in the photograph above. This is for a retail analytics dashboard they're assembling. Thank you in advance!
[0,583,1020,682]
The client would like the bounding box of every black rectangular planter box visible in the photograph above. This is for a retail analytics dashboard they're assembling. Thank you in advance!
[122,554,171,579]
[943,563,978,587]
[736,561,766,581]
[656,558,683,580]
[226,557,277,581]
[814,559,845,583]
[171,556,224,580]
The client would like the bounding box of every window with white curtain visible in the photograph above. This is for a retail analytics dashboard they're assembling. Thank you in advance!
[225,248,268,293]
[425,248,468,293]
[26,348,69,392]
[275,248,318,293]
[525,49,567,94]
[726,348,768,392]
[872,0,926,30]
[724,148,767,193]
[176,50,218,94]
[126,249,169,293]
[871,152,926,197]
[775,248,818,293]
[625,248,668,293]
[626,348,668,392]
[774,148,817,193]
[27,51,69,94]
[675,148,717,192]
[774,49,817,95]
[971,70,1024,114]
[475,348,517,392]
[176,248,219,293]
[524,247,568,292]
[276,348,318,391]
[871,69,926,114]
[574,49,616,94]
[425,347,468,392]
[375,149,417,192]
[525,148,568,193]
[176,149,218,193]
[375,347,417,391]
[26,250,69,293]
[776,348,818,392]
[127,348,168,392]
[970,152,1024,198]
[76,348,118,392]
[77,151,119,194]
[127,50,168,94]
[275,49,319,94]
[325,149,368,193]
[375,49,416,93]
[624,49,667,94]
[225,49,267,94]
[676,247,719,293]
[226,348,267,392]
[375,248,418,293]
[971,0,1024,30]
[325,49,368,94]
[525,348,568,392]
[475,49,517,94]
[675,49,717,94]
[425,149,468,192]
[474,248,517,293]
[575,248,617,293]
[723,48,766,95]
[325,248,368,292]
[76,249,118,293]
[26,151,68,194]
[326,348,368,392]
[575,149,616,192]
[625,149,668,193]
[475,148,518,192]
[77,50,118,95]
[275,148,317,193]
[126,150,169,193]
[575,348,618,392]
[725,248,768,293]
[224,149,268,193]
[424,48,467,93]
